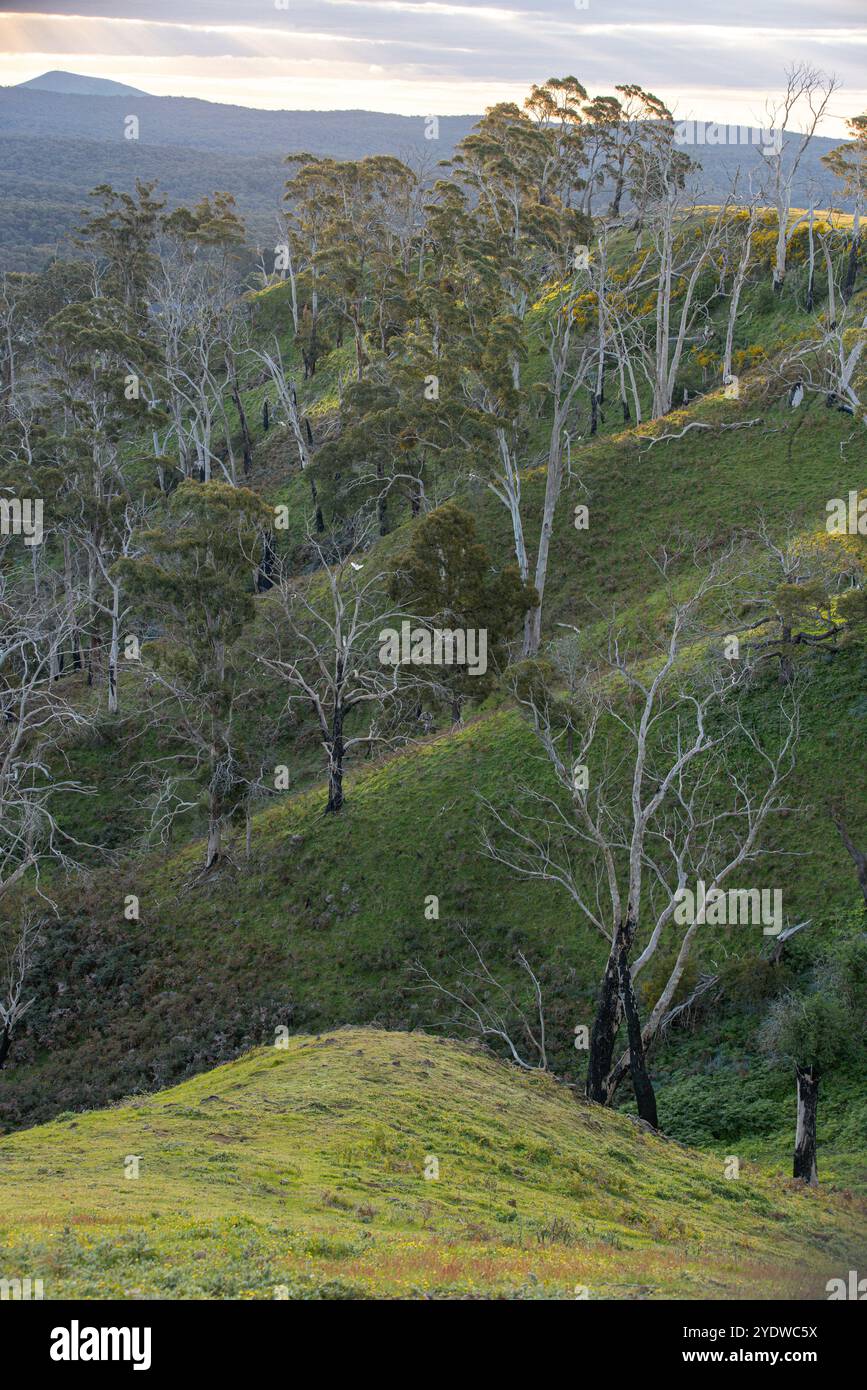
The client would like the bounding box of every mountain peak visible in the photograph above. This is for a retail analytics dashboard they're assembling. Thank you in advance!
[15,70,145,98]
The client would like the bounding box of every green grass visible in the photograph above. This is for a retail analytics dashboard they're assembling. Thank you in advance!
[1,1027,864,1300]
[3,244,866,1303]
[4,645,865,1182]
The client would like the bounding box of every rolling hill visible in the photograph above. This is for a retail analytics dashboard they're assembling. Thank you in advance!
[1,1027,863,1299]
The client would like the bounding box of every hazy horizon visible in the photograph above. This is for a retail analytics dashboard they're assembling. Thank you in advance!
[0,3,864,133]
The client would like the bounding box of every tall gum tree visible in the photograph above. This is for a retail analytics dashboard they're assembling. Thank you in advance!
[483,553,800,1120]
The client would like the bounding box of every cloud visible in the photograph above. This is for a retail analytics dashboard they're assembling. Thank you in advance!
[0,3,864,127]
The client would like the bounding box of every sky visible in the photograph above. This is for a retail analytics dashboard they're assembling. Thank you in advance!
[0,1,864,132]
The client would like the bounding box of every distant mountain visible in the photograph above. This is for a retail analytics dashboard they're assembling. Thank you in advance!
[15,70,146,98]
[0,83,476,157]
[0,84,477,270]
[0,79,851,272]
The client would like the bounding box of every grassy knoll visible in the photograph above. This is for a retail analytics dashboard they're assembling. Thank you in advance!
[2,1028,864,1300]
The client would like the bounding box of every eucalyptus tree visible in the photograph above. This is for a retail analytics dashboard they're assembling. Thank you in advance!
[595,85,675,220]
[0,567,93,905]
[437,100,591,632]
[39,296,159,693]
[75,179,165,320]
[387,501,536,722]
[284,154,337,378]
[523,76,588,208]
[761,64,840,293]
[483,552,800,1121]
[316,156,417,381]
[822,112,867,302]
[119,481,271,868]
[262,532,418,816]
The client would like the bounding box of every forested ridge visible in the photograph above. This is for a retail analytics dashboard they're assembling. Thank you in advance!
[0,75,849,271]
[1,67,866,1300]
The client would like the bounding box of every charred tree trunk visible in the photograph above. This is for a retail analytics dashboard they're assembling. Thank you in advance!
[793,1063,819,1186]
[107,583,119,715]
[205,765,223,868]
[308,474,324,534]
[0,1024,11,1069]
[256,533,276,592]
[230,378,254,480]
[205,809,222,868]
[618,951,658,1128]
[326,707,344,815]
[586,925,630,1104]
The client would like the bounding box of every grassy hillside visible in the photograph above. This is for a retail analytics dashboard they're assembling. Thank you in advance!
[2,196,865,1327]
[3,272,865,1186]
[46,277,867,857]
[4,651,865,1181]
[2,1027,864,1300]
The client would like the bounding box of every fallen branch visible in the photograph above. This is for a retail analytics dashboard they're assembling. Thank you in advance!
[643,417,764,450]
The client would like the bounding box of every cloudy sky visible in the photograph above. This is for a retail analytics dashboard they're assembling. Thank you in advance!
[0,1,864,131]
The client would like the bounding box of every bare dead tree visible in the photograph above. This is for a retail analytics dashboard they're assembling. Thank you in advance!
[642,419,764,453]
[0,570,94,905]
[86,498,153,715]
[129,770,199,852]
[523,243,599,656]
[774,294,867,416]
[411,923,548,1070]
[148,240,240,484]
[251,341,312,472]
[762,64,841,293]
[482,547,800,1121]
[260,530,425,815]
[612,149,733,418]
[0,911,45,1069]
[722,197,760,383]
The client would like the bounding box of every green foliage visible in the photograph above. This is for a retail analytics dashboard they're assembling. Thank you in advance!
[759,933,867,1073]
[387,502,537,711]
[117,482,276,858]
[74,179,165,317]
[4,92,867,1296]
